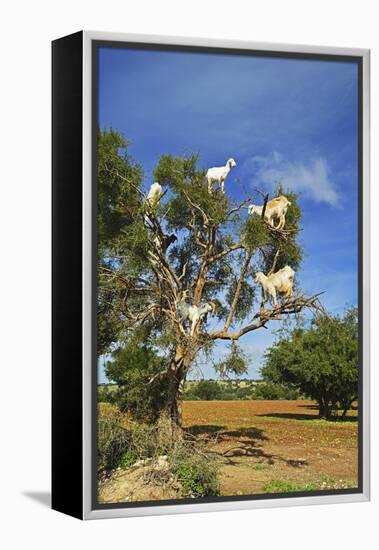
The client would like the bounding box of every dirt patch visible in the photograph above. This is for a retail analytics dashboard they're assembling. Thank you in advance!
[98,459,182,504]
[183,400,358,496]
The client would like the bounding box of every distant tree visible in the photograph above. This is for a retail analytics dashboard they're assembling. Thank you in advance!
[261,308,358,419]
[105,335,169,423]
[254,382,285,400]
[191,380,223,401]
[98,128,321,426]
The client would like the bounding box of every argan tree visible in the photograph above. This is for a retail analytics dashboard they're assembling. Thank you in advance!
[98,128,321,426]
[261,308,358,419]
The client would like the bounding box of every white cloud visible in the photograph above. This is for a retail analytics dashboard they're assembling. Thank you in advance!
[244,152,340,207]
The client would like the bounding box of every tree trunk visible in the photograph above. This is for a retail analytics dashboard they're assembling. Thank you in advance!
[165,346,191,427]
[168,378,185,426]
[341,398,355,420]
[318,398,332,420]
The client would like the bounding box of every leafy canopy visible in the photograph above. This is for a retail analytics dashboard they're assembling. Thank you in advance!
[261,308,358,419]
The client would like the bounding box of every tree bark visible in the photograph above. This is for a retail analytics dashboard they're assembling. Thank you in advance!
[165,346,191,427]
[341,398,355,420]
[318,398,332,420]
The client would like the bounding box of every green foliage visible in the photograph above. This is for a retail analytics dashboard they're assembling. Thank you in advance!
[263,477,357,494]
[262,308,358,419]
[242,215,271,250]
[154,154,229,230]
[213,342,249,379]
[97,128,143,248]
[263,479,320,493]
[119,448,138,468]
[254,382,300,400]
[173,453,219,497]
[186,380,223,401]
[105,340,169,423]
[97,384,118,404]
[183,379,299,401]
[97,129,146,354]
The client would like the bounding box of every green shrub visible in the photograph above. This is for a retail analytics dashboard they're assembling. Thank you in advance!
[119,448,138,468]
[253,382,299,400]
[105,341,170,424]
[97,384,118,404]
[190,380,223,401]
[173,450,219,497]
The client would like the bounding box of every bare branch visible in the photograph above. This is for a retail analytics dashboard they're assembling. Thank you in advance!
[227,196,253,218]
[267,248,280,276]
[181,188,210,227]
[208,241,245,264]
[99,266,158,294]
[223,250,253,331]
[208,292,324,341]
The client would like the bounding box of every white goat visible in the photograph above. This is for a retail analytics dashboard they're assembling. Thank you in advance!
[177,300,215,336]
[146,182,163,207]
[248,195,291,230]
[254,266,295,306]
[206,158,236,194]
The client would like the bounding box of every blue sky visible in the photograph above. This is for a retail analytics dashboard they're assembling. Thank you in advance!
[97,46,359,382]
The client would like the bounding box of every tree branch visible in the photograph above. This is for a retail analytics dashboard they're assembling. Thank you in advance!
[227,196,253,218]
[208,242,245,264]
[223,250,253,331]
[209,293,324,341]
[104,164,145,199]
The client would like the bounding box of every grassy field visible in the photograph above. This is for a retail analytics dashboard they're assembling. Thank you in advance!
[183,400,358,495]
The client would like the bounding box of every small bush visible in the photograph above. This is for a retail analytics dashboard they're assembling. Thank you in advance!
[97,385,118,405]
[253,382,300,400]
[172,444,219,497]
[174,458,219,497]
[119,448,138,468]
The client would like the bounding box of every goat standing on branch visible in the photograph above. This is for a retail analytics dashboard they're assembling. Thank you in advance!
[248,195,291,229]
[146,182,163,207]
[176,299,216,336]
[255,266,295,306]
[206,158,236,194]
